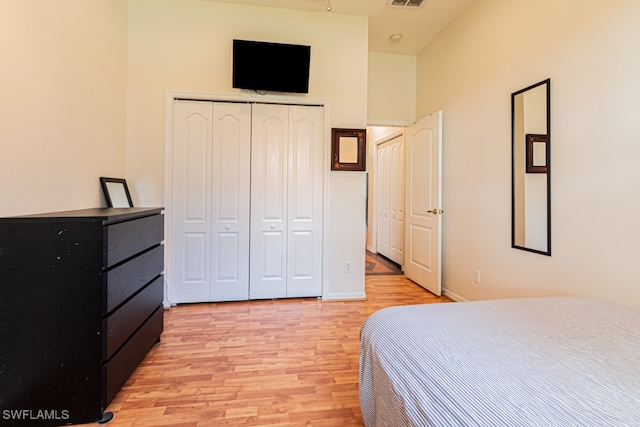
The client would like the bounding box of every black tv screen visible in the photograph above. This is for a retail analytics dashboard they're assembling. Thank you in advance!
[233,39,310,94]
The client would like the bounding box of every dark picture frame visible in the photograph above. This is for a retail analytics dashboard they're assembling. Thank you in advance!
[331,128,366,171]
[100,177,134,208]
[525,134,548,174]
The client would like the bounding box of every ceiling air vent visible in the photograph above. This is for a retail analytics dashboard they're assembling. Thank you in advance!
[388,0,426,8]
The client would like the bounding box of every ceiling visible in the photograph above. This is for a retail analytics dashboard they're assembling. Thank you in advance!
[207,0,476,55]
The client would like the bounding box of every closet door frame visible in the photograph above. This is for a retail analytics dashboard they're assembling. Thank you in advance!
[163,91,331,306]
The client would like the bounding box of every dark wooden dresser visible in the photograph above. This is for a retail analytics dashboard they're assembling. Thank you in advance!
[0,207,164,426]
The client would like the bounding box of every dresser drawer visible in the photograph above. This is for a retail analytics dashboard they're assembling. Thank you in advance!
[104,214,164,267]
[103,275,163,360]
[103,305,163,406]
[104,244,164,313]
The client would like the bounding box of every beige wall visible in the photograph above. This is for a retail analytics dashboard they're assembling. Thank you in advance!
[0,0,368,300]
[417,0,640,307]
[367,53,416,125]
[0,0,128,216]
[127,0,369,299]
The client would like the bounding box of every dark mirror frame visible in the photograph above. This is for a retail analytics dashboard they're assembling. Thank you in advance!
[331,128,366,171]
[511,79,551,256]
[525,134,548,173]
[100,177,134,208]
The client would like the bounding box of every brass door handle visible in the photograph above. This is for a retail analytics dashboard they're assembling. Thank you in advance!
[428,209,444,215]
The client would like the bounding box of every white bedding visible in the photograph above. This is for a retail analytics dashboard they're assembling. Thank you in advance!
[359,297,640,426]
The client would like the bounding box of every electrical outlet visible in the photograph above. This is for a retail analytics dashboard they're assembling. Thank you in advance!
[473,269,481,284]
[345,260,352,273]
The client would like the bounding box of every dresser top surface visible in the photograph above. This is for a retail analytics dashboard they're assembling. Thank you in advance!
[1,207,164,223]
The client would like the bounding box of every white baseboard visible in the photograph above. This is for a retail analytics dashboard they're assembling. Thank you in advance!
[323,292,367,301]
[442,288,468,302]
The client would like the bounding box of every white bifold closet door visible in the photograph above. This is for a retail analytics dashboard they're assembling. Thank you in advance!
[171,100,323,303]
[171,100,251,303]
[250,103,323,299]
[376,135,404,265]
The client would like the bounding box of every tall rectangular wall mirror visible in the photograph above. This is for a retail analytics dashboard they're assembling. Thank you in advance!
[511,79,551,255]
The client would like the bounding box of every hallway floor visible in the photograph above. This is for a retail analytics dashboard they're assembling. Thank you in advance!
[365,251,403,276]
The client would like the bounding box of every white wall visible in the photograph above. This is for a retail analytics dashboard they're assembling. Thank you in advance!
[368,53,416,125]
[0,0,128,216]
[417,0,640,307]
[127,0,369,299]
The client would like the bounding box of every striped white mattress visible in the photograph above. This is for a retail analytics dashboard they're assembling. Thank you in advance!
[359,297,640,426]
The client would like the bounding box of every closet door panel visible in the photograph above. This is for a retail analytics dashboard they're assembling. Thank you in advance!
[262,232,285,278]
[183,233,207,282]
[263,117,287,220]
[377,145,390,258]
[250,104,288,299]
[376,135,404,265]
[211,102,251,301]
[171,101,213,303]
[287,106,323,297]
[290,231,313,277]
[389,140,404,264]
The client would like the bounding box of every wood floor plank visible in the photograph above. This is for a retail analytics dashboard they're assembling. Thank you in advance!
[76,275,450,426]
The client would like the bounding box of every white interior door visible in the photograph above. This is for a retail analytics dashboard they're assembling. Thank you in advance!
[211,103,251,301]
[250,104,289,299]
[171,100,323,303]
[376,135,404,265]
[171,100,213,303]
[376,144,390,258]
[404,111,443,295]
[390,139,404,265]
[250,103,323,299]
[286,105,323,298]
[171,101,251,303]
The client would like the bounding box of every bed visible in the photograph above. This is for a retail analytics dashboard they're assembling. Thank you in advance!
[359,297,640,426]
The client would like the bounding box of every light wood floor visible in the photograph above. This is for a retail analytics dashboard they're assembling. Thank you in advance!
[88,276,451,427]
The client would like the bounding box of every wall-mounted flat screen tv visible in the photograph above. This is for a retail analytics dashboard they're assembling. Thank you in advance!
[232,39,311,94]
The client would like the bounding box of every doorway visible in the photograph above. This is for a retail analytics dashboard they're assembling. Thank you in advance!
[365,112,443,296]
[366,126,405,277]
